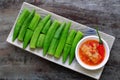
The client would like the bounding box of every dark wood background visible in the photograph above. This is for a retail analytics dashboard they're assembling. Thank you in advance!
[0,0,120,80]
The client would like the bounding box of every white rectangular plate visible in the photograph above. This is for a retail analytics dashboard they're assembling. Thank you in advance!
[6,2,115,80]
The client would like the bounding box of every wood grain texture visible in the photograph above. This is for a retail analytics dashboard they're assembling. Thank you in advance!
[0,0,120,80]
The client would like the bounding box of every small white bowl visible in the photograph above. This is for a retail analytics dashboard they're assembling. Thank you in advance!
[75,35,110,70]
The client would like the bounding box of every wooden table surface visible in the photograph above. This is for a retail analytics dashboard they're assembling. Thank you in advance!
[0,0,120,80]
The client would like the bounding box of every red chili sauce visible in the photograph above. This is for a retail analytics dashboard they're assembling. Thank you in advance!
[79,40,105,66]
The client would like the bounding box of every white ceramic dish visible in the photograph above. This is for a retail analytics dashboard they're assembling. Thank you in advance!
[76,35,110,70]
[6,2,115,80]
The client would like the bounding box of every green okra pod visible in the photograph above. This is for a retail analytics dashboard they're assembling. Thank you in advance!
[41,20,52,34]
[48,38,59,56]
[62,30,76,63]
[54,22,65,39]
[62,44,71,63]
[30,14,51,48]
[69,31,83,64]
[12,8,30,41]
[18,9,35,41]
[47,22,65,55]
[54,22,71,58]
[36,34,45,48]
[66,30,77,45]
[43,20,60,55]
[23,29,33,49]
[28,13,40,31]
[23,13,40,48]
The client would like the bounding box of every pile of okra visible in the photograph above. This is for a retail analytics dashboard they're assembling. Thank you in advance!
[12,8,84,64]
